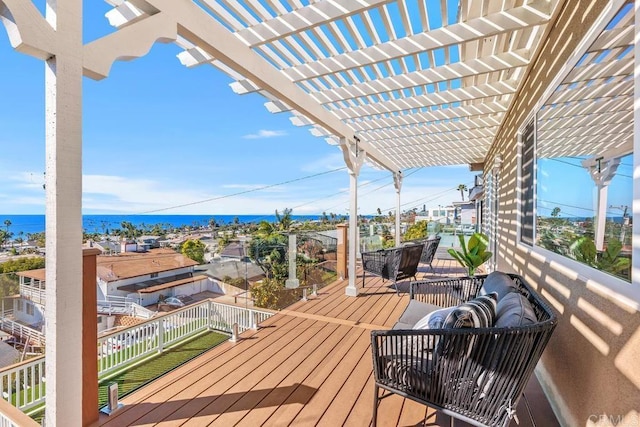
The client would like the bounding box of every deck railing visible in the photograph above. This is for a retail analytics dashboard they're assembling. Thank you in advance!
[0,319,45,347]
[0,397,39,427]
[18,285,45,306]
[0,299,275,415]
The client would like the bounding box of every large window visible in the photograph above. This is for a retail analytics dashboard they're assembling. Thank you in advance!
[520,3,634,283]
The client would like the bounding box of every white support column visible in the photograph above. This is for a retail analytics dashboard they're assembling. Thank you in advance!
[394,172,403,245]
[594,184,609,251]
[582,155,622,251]
[44,1,84,425]
[285,234,299,289]
[341,137,365,297]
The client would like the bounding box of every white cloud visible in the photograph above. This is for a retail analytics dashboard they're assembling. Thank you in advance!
[242,129,288,139]
[300,151,347,172]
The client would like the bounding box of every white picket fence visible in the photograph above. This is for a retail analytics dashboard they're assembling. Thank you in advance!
[0,300,274,415]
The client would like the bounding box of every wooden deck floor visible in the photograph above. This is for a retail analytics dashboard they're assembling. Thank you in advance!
[98,258,559,427]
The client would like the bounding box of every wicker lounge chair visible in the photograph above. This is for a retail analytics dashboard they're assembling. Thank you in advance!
[361,243,425,295]
[371,273,557,427]
[406,235,441,271]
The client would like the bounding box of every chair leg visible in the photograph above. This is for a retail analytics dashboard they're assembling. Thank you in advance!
[362,271,366,287]
[393,280,399,296]
[372,384,379,427]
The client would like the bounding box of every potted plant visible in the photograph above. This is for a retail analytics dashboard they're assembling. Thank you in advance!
[447,232,492,276]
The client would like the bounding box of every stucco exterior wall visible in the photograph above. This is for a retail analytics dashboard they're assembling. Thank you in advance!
[485,1,640,426]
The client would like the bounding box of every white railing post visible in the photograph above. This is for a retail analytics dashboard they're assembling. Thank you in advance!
[157,320,164,354]
[230,323,239,342]
[312,284,318,297]
[208,300,213,331]
[302,288,308,302]
[251,310,258,330]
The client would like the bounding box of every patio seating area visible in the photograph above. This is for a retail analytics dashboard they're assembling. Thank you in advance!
[98,257,559,426]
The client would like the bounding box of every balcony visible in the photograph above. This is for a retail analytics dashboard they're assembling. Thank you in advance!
[95,258,558,426]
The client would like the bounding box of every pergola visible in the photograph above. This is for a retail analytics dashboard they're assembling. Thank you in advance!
[0,0,571,424]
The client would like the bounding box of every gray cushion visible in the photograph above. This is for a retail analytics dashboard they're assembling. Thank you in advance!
[392,321,415,330]
[396,300,441,328]
[479,271,518,301]
[495,292,537,328]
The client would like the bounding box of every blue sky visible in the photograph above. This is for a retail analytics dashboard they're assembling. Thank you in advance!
[0,2,476,216]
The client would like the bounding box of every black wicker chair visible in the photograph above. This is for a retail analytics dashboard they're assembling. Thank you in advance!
[371,274,557,427]
[403,235,441,271]
[361,243,425,295]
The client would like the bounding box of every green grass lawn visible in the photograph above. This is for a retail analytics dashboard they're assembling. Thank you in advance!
[29,330,228,422]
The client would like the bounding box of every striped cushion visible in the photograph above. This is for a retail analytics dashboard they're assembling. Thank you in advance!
[443,293,498,329]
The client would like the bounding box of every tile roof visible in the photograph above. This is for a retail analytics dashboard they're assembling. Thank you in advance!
[97,249,198,283]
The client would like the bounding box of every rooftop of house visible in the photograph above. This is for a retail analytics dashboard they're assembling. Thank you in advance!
[97,249,199,283]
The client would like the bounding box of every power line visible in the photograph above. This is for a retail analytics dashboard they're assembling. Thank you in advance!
[136,167,348,215]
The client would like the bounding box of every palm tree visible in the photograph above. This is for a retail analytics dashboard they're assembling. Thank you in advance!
[457,184,468,201]
[275,208,293,231]
[3,220,12,248]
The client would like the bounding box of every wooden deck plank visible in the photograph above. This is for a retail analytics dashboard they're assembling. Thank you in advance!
[261,326,367,426]
[98,259,559,427]
[232,323,354,426]
[149,317,325,426]
[288,331,373,426]
[100,315,310,426]
[314,342,374,427]
[198,322,345,426]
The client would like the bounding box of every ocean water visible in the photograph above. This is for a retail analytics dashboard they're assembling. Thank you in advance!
[0,214,324,237]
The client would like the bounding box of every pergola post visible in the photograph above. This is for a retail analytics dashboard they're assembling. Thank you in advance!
[44,1,84,425]
[341,137,364,297]
[582,155,622,251]
[394,172,403,245]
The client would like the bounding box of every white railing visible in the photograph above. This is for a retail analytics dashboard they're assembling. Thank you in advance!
[18,285,45,306]
[0,299,274,417]
[209,301,273,333]
[97,300,273,377]
[0,357,45,413]
[0,320,45,347]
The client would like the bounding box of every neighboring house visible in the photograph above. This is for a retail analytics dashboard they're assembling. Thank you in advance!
[219,242,246,260]
[11,269,46,331]
[415,205,457,224]
[91,239,121,255]
[97,248,214,306]
[451,201,476,225]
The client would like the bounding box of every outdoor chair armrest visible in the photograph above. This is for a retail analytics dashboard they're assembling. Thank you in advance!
[409,276,484,307]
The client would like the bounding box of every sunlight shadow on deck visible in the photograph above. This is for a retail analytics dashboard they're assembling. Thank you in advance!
[121,383,317,425]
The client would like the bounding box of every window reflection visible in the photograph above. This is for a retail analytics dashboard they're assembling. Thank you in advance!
[526,3,633,282]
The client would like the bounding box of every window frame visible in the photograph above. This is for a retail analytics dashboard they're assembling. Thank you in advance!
[516,0,639,309]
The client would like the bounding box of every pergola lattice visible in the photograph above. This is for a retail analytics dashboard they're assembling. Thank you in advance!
[102,0,556,170]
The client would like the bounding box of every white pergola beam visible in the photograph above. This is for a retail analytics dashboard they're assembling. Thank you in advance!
[367,123,497,146]
[312,49,531,102]
[329,80,518,120]
[356,115,503,139]
[237,0,395,46]
[282,2,549,81]
[349,100,510,132]
[0,0,56,59]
